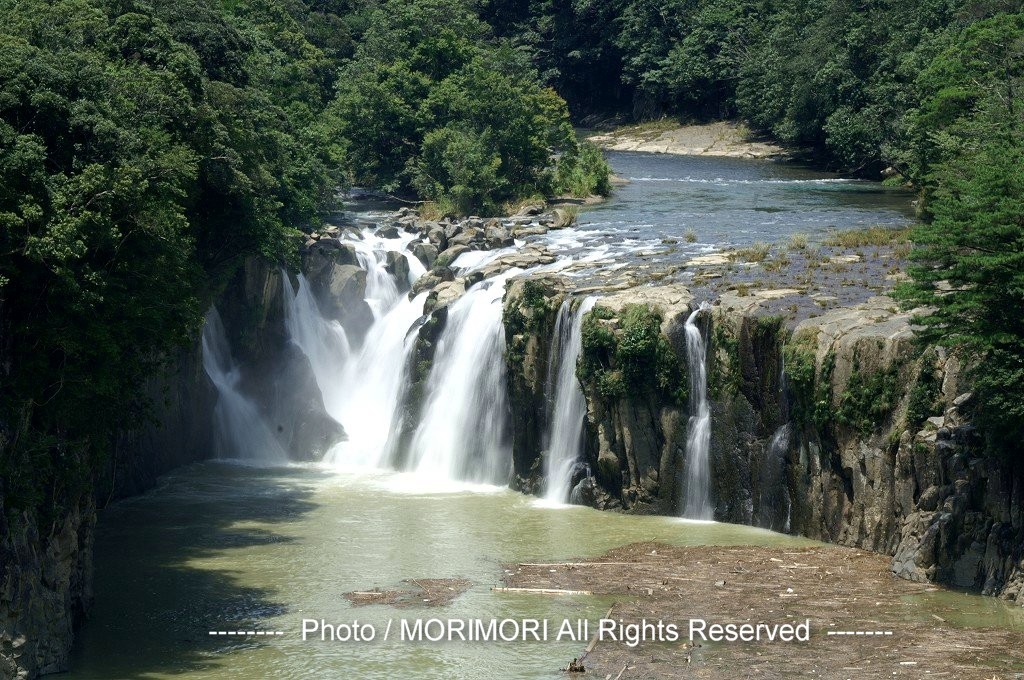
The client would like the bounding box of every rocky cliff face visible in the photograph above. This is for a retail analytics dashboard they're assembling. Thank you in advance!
[505,279,1024,601]
[0,496,94,679]
[502,276,567,492]
[218,255,345,461]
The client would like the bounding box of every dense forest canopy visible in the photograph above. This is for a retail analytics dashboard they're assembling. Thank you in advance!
[0,0,1022,524]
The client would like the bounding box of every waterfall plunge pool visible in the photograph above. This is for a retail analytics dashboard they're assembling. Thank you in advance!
[67,462,1024,678]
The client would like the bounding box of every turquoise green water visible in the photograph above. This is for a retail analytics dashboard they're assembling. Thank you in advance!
[67,463,1024,678]
[67,463,815,679]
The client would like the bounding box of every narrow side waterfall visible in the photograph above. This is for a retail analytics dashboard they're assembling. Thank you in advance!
[682,302,713,519]
[765,423,792,532]
[542,296,598,504]
[201,307,288,463]
[408,272,517,486]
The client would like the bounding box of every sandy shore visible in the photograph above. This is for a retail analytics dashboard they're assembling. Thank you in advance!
[588,121,786,159]
[505,542,1024,679]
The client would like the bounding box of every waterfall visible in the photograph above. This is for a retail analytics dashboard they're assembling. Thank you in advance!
[201,307,288,464]
[682,302,713,519]
[407,271,518,487]
[542,296,598,504]
[762,423,792,532]
[283,267,427,470]
[344,229,426,315]
[282,273,352,411]
[321,288,426,469]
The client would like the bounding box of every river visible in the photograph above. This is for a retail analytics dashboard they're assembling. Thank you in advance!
[66,152,1022,678]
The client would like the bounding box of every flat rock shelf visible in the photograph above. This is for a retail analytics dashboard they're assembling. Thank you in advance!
[505,542,1024,679]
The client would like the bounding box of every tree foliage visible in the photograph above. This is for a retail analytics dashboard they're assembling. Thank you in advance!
[0,0,609,519]
[0,0,347,517]
[895,13,1024,453]
[330,0,608,214]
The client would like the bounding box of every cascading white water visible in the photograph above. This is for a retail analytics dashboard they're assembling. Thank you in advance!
[352,238,399,315]
[201,307,288,464]
[682,302,713,519]
[283,263,427,470]
[542,296,598,504]
[281,225,426,469]
[321,288,426,469]
[407,271,518,487]
[282,273,352,411]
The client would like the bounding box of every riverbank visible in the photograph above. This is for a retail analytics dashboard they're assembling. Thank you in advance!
[506,541,1024,678]
[587,121,787,159]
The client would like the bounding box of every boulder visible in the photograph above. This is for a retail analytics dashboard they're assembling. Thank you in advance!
[449,227,483,248]
[485,224,513,248]
[511,225,549,238]
[427,227,448,250]
[302,240,360,294]
[375,225,401,239]
[385,251,411,289]
[516,203,545,216]
[306,237,358,264]
[435,244,470,269]
[411,242,439,269]
[444,221,463,240]
[411,266,455,296]
[324,264,367,311]
[266,343,347,461]
[551,208,577,229]
[425,280,466,313]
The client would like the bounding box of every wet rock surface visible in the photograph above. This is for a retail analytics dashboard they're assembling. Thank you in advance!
[1,496,95,678]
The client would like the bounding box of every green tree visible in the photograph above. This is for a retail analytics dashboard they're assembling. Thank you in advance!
[896,15,1024,454]
[330,0,605,213]
[898,137,1024,452]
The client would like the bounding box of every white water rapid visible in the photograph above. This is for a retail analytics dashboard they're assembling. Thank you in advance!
[682,301,713,519]
[542,296,598,504]
[201,307,288,464]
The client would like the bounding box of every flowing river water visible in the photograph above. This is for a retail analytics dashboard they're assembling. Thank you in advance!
[67,152,1023,678]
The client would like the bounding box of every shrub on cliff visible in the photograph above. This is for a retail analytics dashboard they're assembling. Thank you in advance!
[578,304,685,403]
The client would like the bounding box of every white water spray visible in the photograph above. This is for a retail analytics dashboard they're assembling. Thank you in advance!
[682,302,713,519]
[201,307,288,464]
[542,296,598,504]
[282,273,352,411]
[408,272,518,486]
